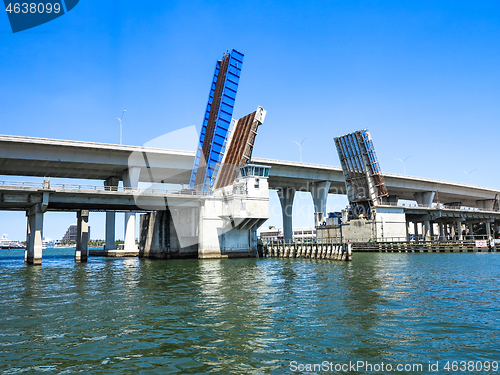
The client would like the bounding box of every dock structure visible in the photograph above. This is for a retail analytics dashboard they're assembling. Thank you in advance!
[262,239,496,257]
[264,241,352,261]
[312,128,500,247]
[349,240,496,253]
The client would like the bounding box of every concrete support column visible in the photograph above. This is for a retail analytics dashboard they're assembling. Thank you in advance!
[124,213,138,251]
[439,222,445,241]
[406,221,410,241]
[278,187,296,241]
[413,221,419,241]
[476,199,495,211]
[424,221,431,241]
[310,181,331,226]
[444,222,449,240]
[75,210,89,262]
[105,212,116,250]
[485,221,492,239]
[413,191,435,206]
[429,222,435,241]
[122,168,140,252]
[450,221,456,239]
[455,220,463,241]
[25,206,44,265]
[104,177,119,250]
[468,222,474,240]
[25,212,31,262]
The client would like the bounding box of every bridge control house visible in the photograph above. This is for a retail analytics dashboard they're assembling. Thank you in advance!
[139,50,272,259]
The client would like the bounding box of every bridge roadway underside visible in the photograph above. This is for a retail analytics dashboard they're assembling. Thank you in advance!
[0,187,200,211]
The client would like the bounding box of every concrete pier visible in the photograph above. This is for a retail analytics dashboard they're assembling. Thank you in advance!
[25,192,48,265]
[486,220,492,238]
[439,222,445,241]
[455,219,463,241]
[424,221,431,241]
[25,206,44,265]
[122,168,140,253]
[278,187,295,240]
[104,177,119,251]
[140,165,270,260]
[75,210,89,262]
[105,212,116,250]
[310,181,331,226]
[124,213,137,252]
[413,191,435,206]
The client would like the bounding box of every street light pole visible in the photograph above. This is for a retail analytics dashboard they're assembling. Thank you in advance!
[292,136,308,163]
[396,155,412,175]
[116,110,126,145]
[463,169,477,184]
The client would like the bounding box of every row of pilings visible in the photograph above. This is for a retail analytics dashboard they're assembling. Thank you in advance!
[263,242,352,261]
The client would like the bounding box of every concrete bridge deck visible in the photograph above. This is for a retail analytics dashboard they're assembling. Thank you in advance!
[252,157,500,207]
[0,180,203,211]
[1,135,499,208]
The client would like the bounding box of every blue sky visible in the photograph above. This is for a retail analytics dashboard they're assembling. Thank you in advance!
[1,1,499,240]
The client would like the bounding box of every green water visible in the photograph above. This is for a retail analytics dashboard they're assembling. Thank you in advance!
[0,250,499,374]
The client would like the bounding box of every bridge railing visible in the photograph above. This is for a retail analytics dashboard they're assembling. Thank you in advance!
[0,180,211,196]
[320,235,493,243]
[379,202,495,212]
[260,238,343,246]
[0,180,254,198]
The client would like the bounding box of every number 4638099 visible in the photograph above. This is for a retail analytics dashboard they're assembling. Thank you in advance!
[5,3,61,14]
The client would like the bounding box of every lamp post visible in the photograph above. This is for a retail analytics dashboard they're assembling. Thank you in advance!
[292,136,308,163]
[116,110,126,145]
[463,169,477,184]
[396,155,412,175]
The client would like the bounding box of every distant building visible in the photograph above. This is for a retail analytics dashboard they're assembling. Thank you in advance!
[62,224,90,242]
[259,227,316,242]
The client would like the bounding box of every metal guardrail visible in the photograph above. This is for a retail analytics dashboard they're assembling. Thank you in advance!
[0,180,252,198]
[0,180,207,196]
[261,238,341,246]
[337,236,493,243]
[379,202,491,212]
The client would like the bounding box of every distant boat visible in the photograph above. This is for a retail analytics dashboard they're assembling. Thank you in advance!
[42,238,55,249]
[0,234,25,250]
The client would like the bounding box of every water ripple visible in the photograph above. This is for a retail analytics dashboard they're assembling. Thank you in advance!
[0,250,499,373]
